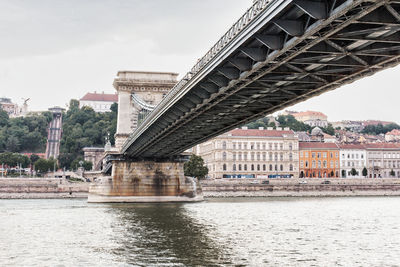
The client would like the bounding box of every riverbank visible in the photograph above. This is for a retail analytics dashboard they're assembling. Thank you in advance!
[0,178,89,199]
[1,177,400,199]
[201,178,400,198]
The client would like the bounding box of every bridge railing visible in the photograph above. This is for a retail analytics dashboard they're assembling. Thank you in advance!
[136,0,273,127]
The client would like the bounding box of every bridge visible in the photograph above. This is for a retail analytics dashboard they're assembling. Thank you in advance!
[88,0,400,203]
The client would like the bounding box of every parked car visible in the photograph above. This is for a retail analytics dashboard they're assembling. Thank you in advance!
[299,180,308,184]
[250,180,259,184]
[261,180,270,184]
[321,180,331,184]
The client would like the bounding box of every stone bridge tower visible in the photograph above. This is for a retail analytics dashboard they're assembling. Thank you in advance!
[113,71,178,150]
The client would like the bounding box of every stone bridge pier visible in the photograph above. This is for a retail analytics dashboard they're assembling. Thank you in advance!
[88,158,203,203]
[88,71,203,203]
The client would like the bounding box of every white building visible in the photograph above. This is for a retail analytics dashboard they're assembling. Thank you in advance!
[339,144,367,178]
[293,111,328,128]
[365,143,400,178]
[79,92,118,112]
[196,127,299,179]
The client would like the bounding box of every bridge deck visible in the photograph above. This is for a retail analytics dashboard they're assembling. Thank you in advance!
[123,0,400,159]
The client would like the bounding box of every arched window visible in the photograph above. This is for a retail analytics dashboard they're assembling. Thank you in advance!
[244,164,247,171]
[269,164,273,171]
[323,160,327,168]
[233,164,236,171]
[318,160,321,168]
[251,164,254,171]
[289,153,293,161]
[257,164,260,171]
[239,164,242,171]
[222,141,227,150]
[263,164,266,171]
[223,164,227,171]
[275,165,278,171]
[280,153,283,161]
[306,161,309,167]
[275,153,278,161]
[290,164,293,171]
[280,165,283,171]
[223,152,227,160]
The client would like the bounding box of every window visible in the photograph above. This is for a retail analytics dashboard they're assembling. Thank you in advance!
[233,142,236,149]
[263,143,266,150]
[290,164,293,171]
[223,141,227,150]
[269,143,272,150]
[244,143,248,150]
[239,164,242,171]
[233,164,236,171]
[250,143,254,150]
[223,152,227,160]
[280,143,283,150]
[312,152,316,158]
[233,153,236,161]
[263,164,266,171]
[257,164,260,171]
[300,151,303,157]
[244,164,247,171]
[280,165,283,171]
[274,143,278,150]
[300,161,304,168]
[238,153,242,161]
[275,165,278,171]
[244,153,247,161]
[223,164,227,171]
[251,164,255,171]
[323,161,327,168]
[289,153,293,161]
[238,143,242,149]
[257,153,260,161]
[312,161,316,168]
[331,152,333,158]
[280,153,283,161]
[251,153,255,161]
[305,152,309,157]
[317,152,321,158]
[275,153,278,161]
[289,143,293,151]
[323,152,327,158]
[269,152,273,161]
[269,164,273,171]
[257,143,260,150]
[263,153,266,161]
[318,161,321,168]
[306,161,309,167]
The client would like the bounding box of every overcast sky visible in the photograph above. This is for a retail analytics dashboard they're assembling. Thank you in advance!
[0,0,399,124]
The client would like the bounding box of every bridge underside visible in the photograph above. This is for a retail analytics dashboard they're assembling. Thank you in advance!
[123,0,400,159]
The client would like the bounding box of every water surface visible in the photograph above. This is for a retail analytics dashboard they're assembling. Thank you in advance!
[0,197,399,266]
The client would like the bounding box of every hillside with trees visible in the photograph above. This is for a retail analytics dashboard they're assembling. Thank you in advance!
[0,109,52,153]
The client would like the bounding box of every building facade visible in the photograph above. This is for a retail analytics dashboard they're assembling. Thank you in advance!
[339,144,367,178]
[365,143,400,178]
[196,127,299,179]
[385,129,400,142]
[0,98,19,117]
[79,92,118,113]
[293,111,328,128]
[299,142,340,178]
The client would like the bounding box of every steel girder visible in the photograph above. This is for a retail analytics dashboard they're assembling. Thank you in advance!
[123,0,400,159]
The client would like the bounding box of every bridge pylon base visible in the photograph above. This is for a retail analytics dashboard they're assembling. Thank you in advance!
[88,160,203,203]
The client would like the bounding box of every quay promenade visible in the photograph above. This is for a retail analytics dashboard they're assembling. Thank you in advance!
[1,177,400,199]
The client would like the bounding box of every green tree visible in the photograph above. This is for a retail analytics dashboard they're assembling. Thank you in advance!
[184,154,209,180]
[30,154,40,164]
[323,124,335,136]
[350,168,357,176]
[0,110,9,127]
[362,167,368,177]
[34,158,58,173]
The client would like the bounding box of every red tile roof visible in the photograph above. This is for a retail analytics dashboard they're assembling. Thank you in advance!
[339,144,366,149]
[80,92,118,102]
[229,129,294,137]
[386,129,400,136]
[293,111,327,119]
[299,142,339,149]
[364,143,400,149]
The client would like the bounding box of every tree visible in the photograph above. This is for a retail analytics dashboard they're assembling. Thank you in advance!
[350,168,357,176]
[30,154,40,164]
[390,169,396,177]
[341,169,346,178]
[184,154,209,180]
[362,167,368,177]
[0,110,9,127]
[34,158,58,173]
[323,124,335,136]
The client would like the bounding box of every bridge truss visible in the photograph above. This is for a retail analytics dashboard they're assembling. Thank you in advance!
[123,0,400,159]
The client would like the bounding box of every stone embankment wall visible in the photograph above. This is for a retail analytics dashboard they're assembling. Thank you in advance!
[0,178,89,199]
[201,178,400,198]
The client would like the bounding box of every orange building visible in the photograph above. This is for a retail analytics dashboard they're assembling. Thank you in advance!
[299,142,340,178]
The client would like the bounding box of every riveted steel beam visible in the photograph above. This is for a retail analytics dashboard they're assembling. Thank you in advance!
[294,0,328,20]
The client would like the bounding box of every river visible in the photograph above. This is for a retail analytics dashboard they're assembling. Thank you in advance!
[0,197,399,266]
